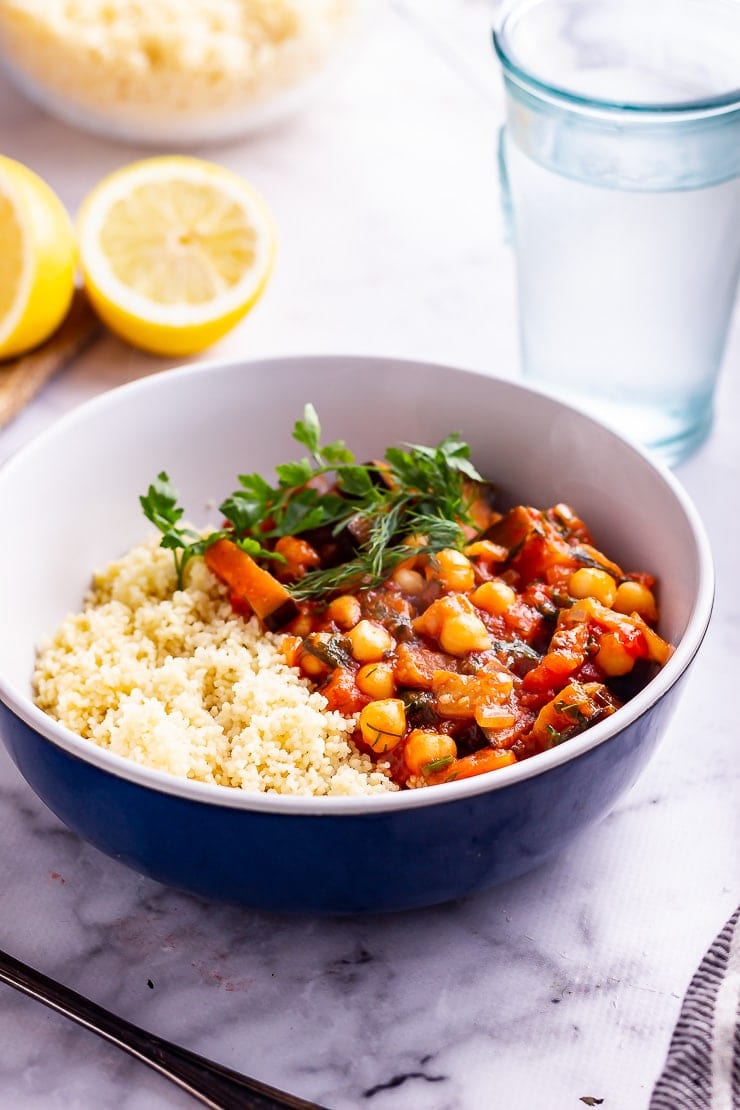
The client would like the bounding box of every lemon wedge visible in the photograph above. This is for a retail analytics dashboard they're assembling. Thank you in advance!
[0,156,76,361]
[77,157,277,357]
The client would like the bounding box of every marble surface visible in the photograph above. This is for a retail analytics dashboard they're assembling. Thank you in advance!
[0,2,738,1107]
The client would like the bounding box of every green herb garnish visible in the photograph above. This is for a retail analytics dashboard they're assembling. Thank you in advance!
[553,700,589,724]
[300,635,354,670]
[139,473,279,589]
[422,755,455,775]
[401,690,438,729]
[545,723,566,745]
[571,547,628,584]
[139,473,209,589]
[141,404,484,598]
[489,638,541,665]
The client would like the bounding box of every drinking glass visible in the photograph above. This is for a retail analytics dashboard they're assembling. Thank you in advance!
[493,0,740,465]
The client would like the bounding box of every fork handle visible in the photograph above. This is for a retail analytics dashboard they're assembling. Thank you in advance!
[0,949,325,1110]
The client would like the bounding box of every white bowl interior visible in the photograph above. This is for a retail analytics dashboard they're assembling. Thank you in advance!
[0,356,712,802]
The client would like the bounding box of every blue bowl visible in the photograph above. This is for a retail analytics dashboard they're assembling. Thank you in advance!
[0,356,713,913]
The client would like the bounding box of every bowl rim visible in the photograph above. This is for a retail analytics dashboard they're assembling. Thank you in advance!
[0,353,715,815]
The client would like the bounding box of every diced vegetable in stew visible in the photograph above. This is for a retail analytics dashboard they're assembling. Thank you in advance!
[141,406,673,789]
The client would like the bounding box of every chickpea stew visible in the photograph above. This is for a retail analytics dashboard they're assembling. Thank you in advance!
[141,406,674,789]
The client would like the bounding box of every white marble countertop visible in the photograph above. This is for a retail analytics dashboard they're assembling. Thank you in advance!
[0,3,737,1108]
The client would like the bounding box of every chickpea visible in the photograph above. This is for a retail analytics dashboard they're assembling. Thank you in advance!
[404,534,428,553]
[439,611,490,656]
[596,632,635,676]
[412,597,446,639]
[346,619,394,663]
[288,613,313,639]
[432,548,475,592]
[299,654,326,678]
[359,699,406,752]
[568,567,617,608]
[391,566,426,595]
[297,633,333,678]
[356,662,396,699]
[613,580,658,622]
[327,594,362,630]
[472,579,516,616]
[404,729,457,776]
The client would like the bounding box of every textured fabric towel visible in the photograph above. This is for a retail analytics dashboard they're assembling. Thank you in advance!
[650,905,740,1110]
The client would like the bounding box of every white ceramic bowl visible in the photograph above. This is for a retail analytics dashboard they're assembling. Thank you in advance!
[0,3,369,146]
[0,356,714,912]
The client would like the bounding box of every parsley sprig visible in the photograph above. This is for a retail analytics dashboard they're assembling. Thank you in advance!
[139,473,206,588]
[139,474,281,590]
[141,404,485,597]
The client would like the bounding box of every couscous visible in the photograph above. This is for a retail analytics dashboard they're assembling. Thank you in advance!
[0,0,359,128]
[33,537,396,796]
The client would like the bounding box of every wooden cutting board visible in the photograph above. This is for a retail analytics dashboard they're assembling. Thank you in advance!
[0,289,103,430]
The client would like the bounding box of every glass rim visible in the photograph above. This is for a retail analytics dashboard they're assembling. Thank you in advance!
[493,0,740,118]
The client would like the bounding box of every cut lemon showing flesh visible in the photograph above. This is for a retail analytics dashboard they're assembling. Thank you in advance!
[77,157,277,357]
[0,156,76,361]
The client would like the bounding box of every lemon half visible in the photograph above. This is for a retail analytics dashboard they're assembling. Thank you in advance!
[77,157,277,357]
[0,156,76,361]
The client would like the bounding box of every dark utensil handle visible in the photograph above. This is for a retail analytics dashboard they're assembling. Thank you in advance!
[0,949,326,1110]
